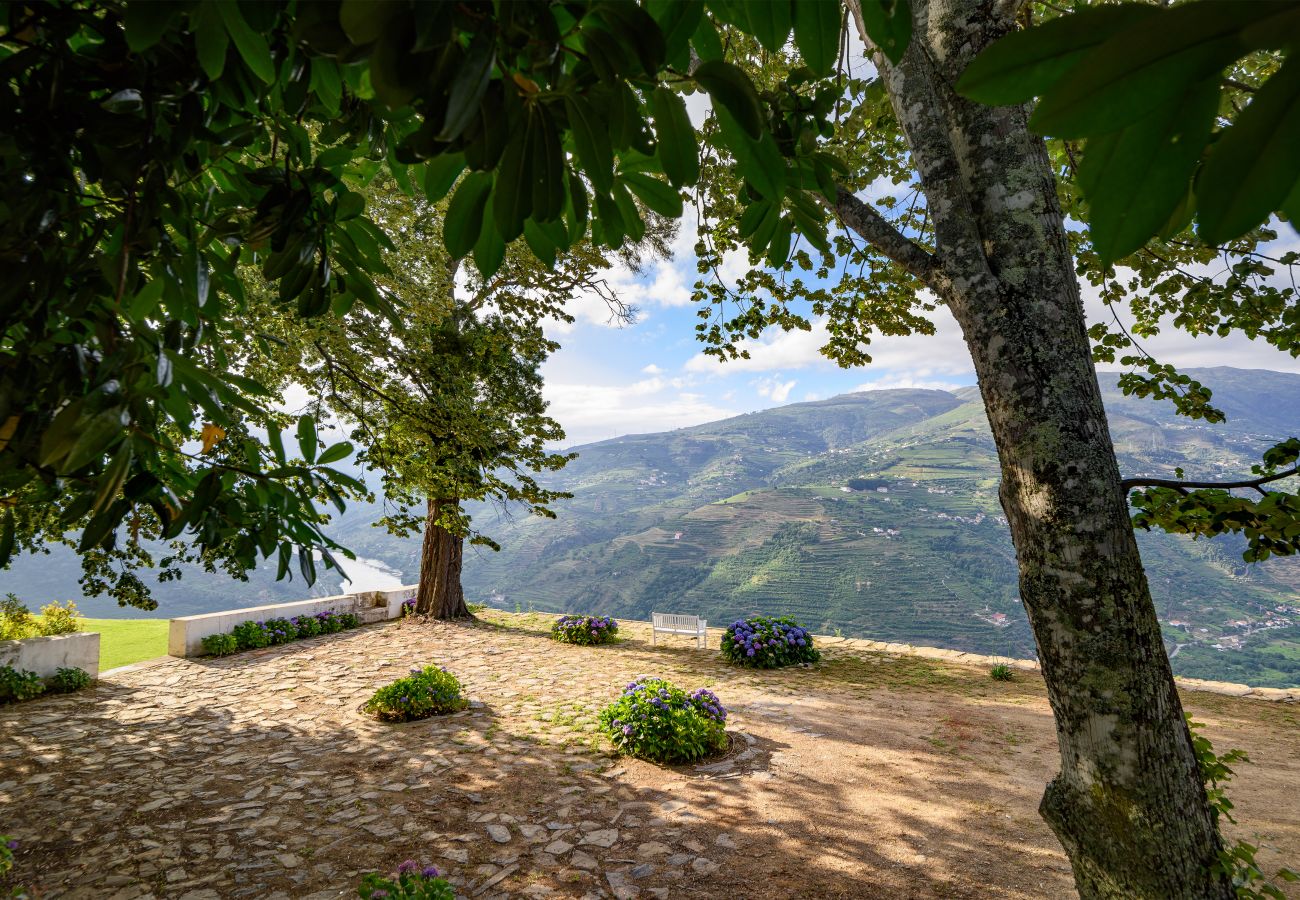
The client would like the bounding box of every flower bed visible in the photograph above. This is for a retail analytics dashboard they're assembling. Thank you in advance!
[721,615,820,668]
[551,614,619,645]
[359,861,453,899]
[363,665,467,722]
[599,677,727,763]
[1,664,92,704]
[201,610,361,656]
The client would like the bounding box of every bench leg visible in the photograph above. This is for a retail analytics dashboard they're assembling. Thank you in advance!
[652,629,657,647]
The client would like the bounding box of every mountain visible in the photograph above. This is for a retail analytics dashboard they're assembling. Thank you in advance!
[5,367,1299,687]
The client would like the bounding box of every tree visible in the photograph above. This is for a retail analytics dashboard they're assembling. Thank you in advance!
[250,178,672,618]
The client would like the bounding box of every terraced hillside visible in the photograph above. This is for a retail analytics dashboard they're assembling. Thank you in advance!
[459,368,1300,687]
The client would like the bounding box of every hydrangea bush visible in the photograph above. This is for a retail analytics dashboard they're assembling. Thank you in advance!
[721,615,820,669]
[1,664,91,703]
[551,614,619,646]
[49,666,92,693]
[364,665,467,723]
[599,677,728,764]
[358,861,454,899]
[207,610,362,656]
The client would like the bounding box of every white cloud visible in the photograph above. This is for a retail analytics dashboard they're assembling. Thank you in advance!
[545,379,738,445]
[753,376,798,403]
[641,363,664,375]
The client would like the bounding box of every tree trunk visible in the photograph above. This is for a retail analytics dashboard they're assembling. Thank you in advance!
[415,498,470,619]
[844,0,1230,895]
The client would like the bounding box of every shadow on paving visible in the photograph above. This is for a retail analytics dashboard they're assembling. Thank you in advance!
[11,614,1272,899]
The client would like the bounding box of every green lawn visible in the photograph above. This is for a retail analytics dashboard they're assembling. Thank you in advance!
[82,619,169,671]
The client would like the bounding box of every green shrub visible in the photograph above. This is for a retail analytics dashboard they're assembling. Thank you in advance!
[317,611,345,634]
[0,664,44,703]
[599,678,728,764]
[359,862,453,899]
[363,665,467,722]
[291,614,322,639]
[202,632,239,656]
[990,663,1014,681]
[338,611,361,629]
[551,614,619,645]
[231,620,270,650]
[0,594,35,640]
[263,617,296,645]
[35,600,81,636]
[1190,717,1299,897]
[721,615,820,669]
[1,835,13,877]
[49,667,92,693]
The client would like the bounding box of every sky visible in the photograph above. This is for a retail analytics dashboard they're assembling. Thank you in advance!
[538,214,1300,447]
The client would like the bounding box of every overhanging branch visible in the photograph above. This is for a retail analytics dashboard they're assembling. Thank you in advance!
[1122,465,1300,497]
[831,187,943,289]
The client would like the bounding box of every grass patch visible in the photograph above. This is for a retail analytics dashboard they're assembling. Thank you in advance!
[82,619,169,670]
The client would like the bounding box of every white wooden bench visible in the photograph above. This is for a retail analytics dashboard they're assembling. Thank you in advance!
[651,612,708,649]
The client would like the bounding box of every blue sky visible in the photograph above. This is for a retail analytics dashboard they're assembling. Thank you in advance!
[538,209,1300,447]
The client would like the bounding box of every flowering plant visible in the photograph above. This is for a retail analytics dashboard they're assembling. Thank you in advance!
[1,836,14,877]
[358,860,454,899]
[551,614,619,646]
[49,667,92,693]
[721,615,819,669]
[364,665,467,722]
[599,677,727,763]
[0,664,43,703]
[401,597,418,617]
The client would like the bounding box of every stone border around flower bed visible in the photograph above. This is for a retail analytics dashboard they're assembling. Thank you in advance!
[167,585,417,657]
[0,632,99,680]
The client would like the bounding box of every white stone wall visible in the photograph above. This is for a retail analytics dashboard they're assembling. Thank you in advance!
[0,632,100,679]
[167,586,420,657]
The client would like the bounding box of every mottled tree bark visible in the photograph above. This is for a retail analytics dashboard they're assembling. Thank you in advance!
[415,498,470,619]
[842,0,1230,895]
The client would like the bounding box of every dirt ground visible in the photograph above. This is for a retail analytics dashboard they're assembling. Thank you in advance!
[2,611,1297,899]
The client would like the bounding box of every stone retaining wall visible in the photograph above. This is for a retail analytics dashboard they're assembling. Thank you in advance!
[0,631,100,679]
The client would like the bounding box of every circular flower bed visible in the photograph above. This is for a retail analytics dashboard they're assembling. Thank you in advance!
[721,615,820,668]
[551,614,619,645]
[599,677,727,763]
[363,665,467,723]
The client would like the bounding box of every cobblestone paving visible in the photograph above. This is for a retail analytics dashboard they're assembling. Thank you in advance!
[2,612,1297,900]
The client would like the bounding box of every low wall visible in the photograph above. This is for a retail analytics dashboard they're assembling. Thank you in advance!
[167,585,420,658]
[0,632,100,679]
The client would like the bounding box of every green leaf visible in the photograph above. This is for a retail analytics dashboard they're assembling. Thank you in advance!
[650,87,699,187]
[297,415,318,465]
[494,112,536,241]
[0,508,13,568]
[719,109,786,201]
[956,4,1159,106]
[694,60,764,139]
[745,0,793,53]
[1029,2,1277,138]
[126,278,165,320]
[612,182,646,242]
[1198,54,1300,245]
[193,4,229,80]
[474,204,508,276]
[691,13,725,62]
[216,1,275,84]
[620,172,683,218]
[793,0,842,77]
[858,0,912,66]
[268,423,287,466]
[92,440,134,516]
[316,441,354,465]
[523,218,559,268]
[440,30,496,141]
[423,153,466,204]
[648,0,704,66]
[64,410,127,474]
[1079,77,1219,266]
[566,94,615,194]
[126,1,177,52]
[767,215,794,267]
[339,0,401,45]
[444,171,493,259]
[532,106,566,222]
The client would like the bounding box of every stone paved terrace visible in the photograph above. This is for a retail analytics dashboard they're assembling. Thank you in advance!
[2,611,1298,899]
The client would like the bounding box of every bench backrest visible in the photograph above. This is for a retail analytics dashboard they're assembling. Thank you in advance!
[652,612,701,629]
